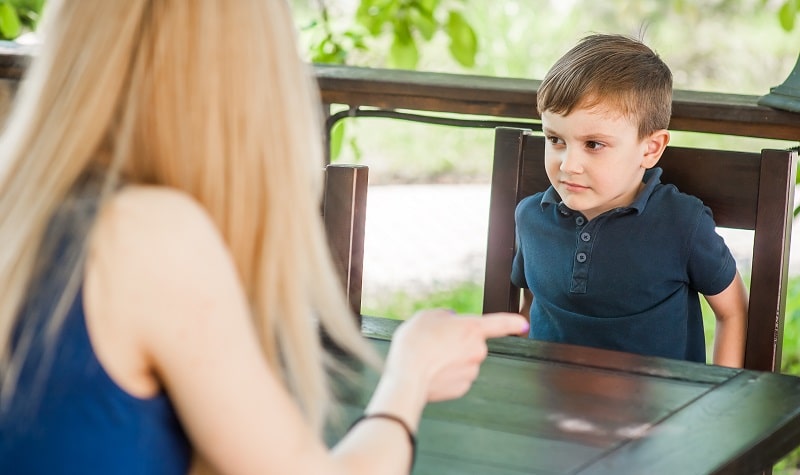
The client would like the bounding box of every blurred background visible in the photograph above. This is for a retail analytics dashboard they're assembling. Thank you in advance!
[291,0,800,347]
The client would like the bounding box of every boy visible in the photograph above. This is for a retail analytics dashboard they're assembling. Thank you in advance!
[511,34,748,367]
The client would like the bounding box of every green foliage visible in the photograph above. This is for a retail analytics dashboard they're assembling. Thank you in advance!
[299,1,478,161]
[776,0,800,30]
[780,277,800,374]
[328,120,345,161]
[0,0,44,40]
[302,0,477,70]
[445,10,476,68]
[0,3,20,39]
[296,0,800,81]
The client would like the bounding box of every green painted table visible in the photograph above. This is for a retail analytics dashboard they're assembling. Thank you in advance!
[327,316,800,474]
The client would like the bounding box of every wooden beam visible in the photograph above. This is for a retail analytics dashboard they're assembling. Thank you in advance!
[2,52,798,141]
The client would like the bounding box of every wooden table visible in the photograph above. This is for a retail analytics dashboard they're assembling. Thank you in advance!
[327,316,800,474]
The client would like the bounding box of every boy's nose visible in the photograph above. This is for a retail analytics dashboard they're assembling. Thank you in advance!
[559,149,583,173]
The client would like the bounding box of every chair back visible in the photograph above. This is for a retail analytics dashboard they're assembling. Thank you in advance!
[323,164,369,322]
[483,127,797,371]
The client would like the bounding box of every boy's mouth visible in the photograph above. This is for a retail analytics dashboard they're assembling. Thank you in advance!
[561,180,590,192]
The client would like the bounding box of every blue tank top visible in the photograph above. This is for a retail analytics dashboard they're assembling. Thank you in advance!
[0,188,191,474]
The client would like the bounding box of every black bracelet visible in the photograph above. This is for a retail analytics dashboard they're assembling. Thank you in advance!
[348,412,417,472]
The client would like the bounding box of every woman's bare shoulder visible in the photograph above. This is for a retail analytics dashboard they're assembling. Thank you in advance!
[87,184,242,312]
[99,185,221,244]
[83,185,247,397]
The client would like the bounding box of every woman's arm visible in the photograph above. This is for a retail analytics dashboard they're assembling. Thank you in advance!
[86,186,527,475]
[333,309,526,473]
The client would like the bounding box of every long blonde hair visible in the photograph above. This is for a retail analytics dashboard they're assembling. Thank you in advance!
[0,0,372,433]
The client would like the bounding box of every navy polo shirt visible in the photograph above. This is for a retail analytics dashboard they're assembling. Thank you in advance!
[511,168,737,362]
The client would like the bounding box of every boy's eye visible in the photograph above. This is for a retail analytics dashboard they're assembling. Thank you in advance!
[546,136,564,145]
[586,141,604,150]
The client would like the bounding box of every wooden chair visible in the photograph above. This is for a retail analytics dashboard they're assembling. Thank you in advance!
[483,127,797,372]
[322,164,369,323]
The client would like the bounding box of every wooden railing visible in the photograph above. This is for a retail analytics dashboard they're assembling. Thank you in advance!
[316,64,800,142]
[2,51,799,141]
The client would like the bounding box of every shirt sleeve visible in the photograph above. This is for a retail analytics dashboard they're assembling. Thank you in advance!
[686,205,737,296]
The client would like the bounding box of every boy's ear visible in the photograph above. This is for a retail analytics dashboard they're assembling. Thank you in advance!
[642,129,670,168]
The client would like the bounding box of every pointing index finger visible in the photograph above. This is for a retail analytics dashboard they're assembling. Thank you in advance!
[478,313,530,339]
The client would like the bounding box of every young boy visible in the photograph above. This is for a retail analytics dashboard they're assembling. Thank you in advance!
[511,34,748,367]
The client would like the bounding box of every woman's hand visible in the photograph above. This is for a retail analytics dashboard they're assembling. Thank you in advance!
[386,310,529,402]
[353,310,529,471]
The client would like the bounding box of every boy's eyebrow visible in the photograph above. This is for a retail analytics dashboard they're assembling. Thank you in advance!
[542,126,558,136]
[575,133,615,141]
[542,126,615,141]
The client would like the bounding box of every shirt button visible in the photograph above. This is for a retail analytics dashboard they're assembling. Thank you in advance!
[576,252,587,263]
[575,216,585,226]
[581,232,591,242]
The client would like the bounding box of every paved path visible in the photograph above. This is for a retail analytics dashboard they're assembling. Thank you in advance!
[361,184,800,297]
[363,184,490,295]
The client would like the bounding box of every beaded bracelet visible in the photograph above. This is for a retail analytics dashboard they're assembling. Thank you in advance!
[349,412,417,472]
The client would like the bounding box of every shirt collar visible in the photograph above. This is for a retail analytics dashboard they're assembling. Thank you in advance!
[541,167,663,216]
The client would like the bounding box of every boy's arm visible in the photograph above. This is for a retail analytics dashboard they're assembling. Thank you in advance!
[518,289,533,336]
[705,271,749,368]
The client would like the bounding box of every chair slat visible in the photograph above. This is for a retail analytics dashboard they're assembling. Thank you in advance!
[323,164,369,322]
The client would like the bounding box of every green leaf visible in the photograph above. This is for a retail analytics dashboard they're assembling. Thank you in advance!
[357,0,394,36]
[344,31,369,51]
[311,37,347,64]
[415,0,439,15]
[445,11,477,68]
[410,5,437,41]
[299,19,318,31]
[389,34,419,69]
[329,120,345,161]
[779,0,797,31]
[393,17,412,44]
[11,0,42,29]
[0,2,21,40]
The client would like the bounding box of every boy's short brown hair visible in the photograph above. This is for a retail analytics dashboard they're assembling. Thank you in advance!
[536,34,672,139]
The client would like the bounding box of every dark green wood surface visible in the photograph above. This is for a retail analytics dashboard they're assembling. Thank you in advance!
[327,317,800,474]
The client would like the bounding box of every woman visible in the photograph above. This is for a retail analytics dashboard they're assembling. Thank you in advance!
[0,1,528,474]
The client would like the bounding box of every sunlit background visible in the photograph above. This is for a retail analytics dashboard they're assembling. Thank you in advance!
[291,0,800,319]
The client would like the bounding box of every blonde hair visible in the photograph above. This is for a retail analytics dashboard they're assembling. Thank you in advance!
[537,34,673,138]
[0,0,373,433]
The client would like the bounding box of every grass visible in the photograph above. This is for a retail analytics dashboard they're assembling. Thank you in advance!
[362,281,484,320]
